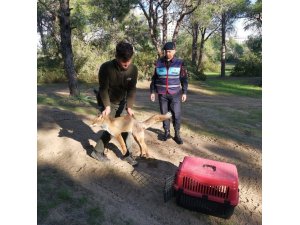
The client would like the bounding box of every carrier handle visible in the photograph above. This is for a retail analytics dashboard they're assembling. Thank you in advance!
[203,164,216,171]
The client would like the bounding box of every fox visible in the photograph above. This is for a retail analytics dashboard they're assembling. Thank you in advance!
[90,112,172,158]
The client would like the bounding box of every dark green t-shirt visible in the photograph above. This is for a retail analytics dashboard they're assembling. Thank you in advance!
[98,59,138,108]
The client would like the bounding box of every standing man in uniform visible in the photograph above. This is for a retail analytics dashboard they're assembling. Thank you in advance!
[91,41,138,166]
[150,42,188,145]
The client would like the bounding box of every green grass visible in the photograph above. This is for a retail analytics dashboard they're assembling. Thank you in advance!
[204,63,235,77]
[57,188,73,201]
[37,94,98,115]
[190,75,262,98]
[87,206,105,225]
[200,63,262,98]
[37,167,106,224]
[204,77,261,98]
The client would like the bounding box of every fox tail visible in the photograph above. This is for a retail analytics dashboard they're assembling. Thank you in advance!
[142,112,172,129]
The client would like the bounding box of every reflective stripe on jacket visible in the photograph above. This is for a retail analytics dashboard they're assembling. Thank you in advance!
[153,57,185,94]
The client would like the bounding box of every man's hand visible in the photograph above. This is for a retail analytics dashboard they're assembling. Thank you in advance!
[127,107,134,116]
[182,94,187,102]
[102,106,111,116]
[150,93,155,102]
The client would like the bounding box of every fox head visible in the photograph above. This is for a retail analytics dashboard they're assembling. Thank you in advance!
[90,114,109,131]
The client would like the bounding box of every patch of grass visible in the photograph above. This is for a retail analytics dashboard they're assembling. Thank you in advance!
[205,71,219,76]
[37,93,98,115]
[37,166,106,224]
[108,211,136,225]
[204,63,235,77]
[191,77,262,98]
[87,206,105,225]
[73,196,89,208]
[37,95,58,105]
[37,202,54,220]
[57,188,72,202]
[37,186,74,221]
[226,63,235,70]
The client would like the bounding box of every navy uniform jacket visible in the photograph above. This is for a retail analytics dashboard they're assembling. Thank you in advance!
[150,56,188,95]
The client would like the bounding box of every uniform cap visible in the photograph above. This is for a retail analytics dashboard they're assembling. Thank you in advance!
[163,42,175,50]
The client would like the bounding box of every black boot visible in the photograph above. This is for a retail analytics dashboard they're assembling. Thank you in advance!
[91,150,110,162]
[122,152,138,166]
[174,130,183,145]
[162,129,171,141]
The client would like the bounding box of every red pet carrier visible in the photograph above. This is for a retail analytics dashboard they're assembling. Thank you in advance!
[164,156,239,219]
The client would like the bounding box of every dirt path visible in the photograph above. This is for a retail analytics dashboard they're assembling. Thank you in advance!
[37,81,262,225]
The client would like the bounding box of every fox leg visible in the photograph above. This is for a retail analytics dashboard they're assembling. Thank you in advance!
[115,134,128,156]
[140,140,149,158]
[133,131,149,158]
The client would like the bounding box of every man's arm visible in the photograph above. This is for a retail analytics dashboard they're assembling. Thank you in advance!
[126,66,138,111]
[150,74,156,101]
[150,62,158,101]
[98,63,111,114]
[180,61,188,102]
[180,61,188,95]
[150,70,157,94]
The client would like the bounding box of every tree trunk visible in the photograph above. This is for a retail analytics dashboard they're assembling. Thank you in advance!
[154,40,162,58]
[197,31,205,74]
[50,22,62,58]
[150,19,162,57]
[191,23,199,66]
[58,0,79,96]
[162,1,168,44]
[172,19,182,45]
[139,0,162,57]
[220,13,226,78]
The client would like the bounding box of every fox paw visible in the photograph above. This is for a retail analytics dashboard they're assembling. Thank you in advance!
[140,153,149,158]
[166,112,172,118]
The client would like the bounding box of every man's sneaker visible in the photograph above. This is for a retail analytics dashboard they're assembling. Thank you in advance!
[91,151,109,162]
[123,155,138,166]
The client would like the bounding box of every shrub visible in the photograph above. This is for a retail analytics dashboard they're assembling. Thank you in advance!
[37,39,112,84]
[134,51,156,81]
[73,39,110,83]
[184,60,207,81]
[231,51,262,77]
[226,38,245,63]
[202,59,220,73]
[37,56,66,83]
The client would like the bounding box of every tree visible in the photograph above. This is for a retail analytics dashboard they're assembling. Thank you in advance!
[37,0,61,57]
[244,0,261,34]
[138,0,200,57]
[170,0,201,44]
[188,0,221,73]
[231,0,262,80]
[58,0,80,96]
[162,0,172,44]
[37,2,50,55]
[87,0,139,49]
[37,0,79,96]
[138,0,163,56]
[216,0,249,77]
